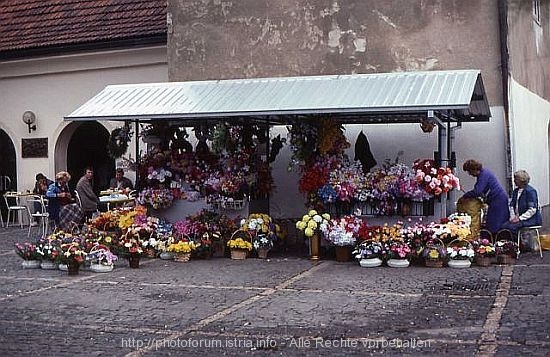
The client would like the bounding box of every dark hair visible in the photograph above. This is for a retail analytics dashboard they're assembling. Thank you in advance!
[35,173,45,181]
[463,159,482,172]
[116,168,124,174]
[84,166,94,173]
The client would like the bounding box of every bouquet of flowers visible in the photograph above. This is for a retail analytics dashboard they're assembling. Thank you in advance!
[167,240,198,254]
[387,239,412,260]
[352,240,388,260]
[227,237,253,251]
[57,242,87,266]
[421,238,447,261]
[117,234,144,257]
[252,233,274,250]
[321,215,362,246]
[495,240,518,257]
[14,242,41,261]
[413,159,460,196]
[472,238,496,258]
[295,210,331,238]
[86,244,118,266]
[137,188,174,210]
[446,240,475,261]
[35,239,61,262]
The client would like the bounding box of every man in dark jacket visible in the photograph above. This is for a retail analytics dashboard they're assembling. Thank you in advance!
[76,167,99,221]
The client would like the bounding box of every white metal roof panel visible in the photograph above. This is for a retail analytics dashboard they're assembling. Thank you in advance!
[65,70,491,122]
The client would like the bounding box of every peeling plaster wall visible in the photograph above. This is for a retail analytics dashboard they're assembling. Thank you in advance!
[168,0,502,104]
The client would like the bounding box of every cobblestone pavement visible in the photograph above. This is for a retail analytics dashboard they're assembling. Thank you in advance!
[0,227,549,356]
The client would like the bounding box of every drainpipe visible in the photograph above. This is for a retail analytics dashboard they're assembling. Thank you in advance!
[498,0,513,194]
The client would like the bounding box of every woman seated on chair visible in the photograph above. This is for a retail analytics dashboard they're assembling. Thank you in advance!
[45,171,73,227]
[501,170,542,236]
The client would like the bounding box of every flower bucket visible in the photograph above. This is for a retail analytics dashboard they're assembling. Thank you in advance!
[128,254,140,268]
[230,249,248,260]
[22,260,41,269]
[67,261,80,276]
[310,233,321,261]
[257,248,269,259]
[174,253,191,262]
[334,246,352,262]
[387,259,410,268]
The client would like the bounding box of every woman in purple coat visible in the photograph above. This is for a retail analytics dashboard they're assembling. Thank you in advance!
[462,159,509,234]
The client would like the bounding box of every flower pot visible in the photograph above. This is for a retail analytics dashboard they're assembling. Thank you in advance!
[212,241,225,258]
[58,264,68,271]
[90,263,114,273]
[173,253,191,262]
[359,257,383,268]
[230,249,248,260]
[475,256,493,267]
[159,252,175,260]
[310,233,321,260]
[425,259,444,268]
[387,259,410,268]
[334,246,353,262]
[400,200,412,217]
[40,261,58,270]
[256,248,270,259]
[21,260,41,269]
[448,259,471,269]
[67,261,80,275]
[128,254,140,268]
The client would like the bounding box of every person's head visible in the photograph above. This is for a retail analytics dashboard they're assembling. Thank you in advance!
[55,171,71,184]
[35,173,46,182]
[463,159,482,177]
[513,170,530,188]
[115,168,124,180]
[84,167,94,180]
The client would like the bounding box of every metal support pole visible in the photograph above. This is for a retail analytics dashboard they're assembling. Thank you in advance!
[135,120,140,190]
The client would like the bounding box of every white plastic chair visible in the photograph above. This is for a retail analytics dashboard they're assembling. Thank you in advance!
[27,195,49,237]
[3,192,31,228]
[74,190,82,208]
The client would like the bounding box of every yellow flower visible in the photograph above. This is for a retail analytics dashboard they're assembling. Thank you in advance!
[307,220,318,229]
[304,227,314,237]
[308,210,318,216]
[428,250,439,259]
[302,214,311,222]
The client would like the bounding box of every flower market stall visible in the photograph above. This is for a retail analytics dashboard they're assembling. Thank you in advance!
[65,70,490,226]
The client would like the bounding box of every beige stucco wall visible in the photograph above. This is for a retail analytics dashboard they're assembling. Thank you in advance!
[0,46,168,192]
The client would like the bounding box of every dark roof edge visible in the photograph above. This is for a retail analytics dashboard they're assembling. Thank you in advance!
[0,34,167,61]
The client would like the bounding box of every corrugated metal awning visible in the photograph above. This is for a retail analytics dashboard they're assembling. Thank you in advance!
[64,69,491,124]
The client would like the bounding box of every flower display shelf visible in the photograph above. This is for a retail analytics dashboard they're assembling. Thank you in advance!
[334,246,353,262]
[90,263,114,273]
[230,249,248,260]
[22,260,41,269]
[174,253,191,262]
[40,261,58,270]
[387,259,410,268]
[359,257,383,268]
[448,259,471,269]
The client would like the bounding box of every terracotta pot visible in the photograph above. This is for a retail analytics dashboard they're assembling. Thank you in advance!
[334,246,353,262]
[67,260,80,275]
